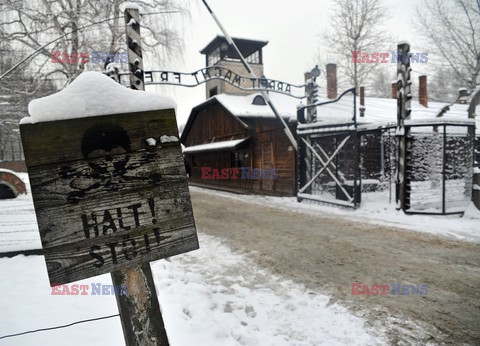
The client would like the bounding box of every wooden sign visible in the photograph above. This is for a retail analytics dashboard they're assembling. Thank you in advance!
[20,109,198,285]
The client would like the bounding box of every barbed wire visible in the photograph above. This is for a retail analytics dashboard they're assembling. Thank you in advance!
[0,314,120,340]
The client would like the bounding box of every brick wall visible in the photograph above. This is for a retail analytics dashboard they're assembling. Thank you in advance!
[0,161,27,172]
[205,60,264,98]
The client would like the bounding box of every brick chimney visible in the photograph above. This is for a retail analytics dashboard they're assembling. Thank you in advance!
[419,75,428,107]
[359,86,365,117]
[391,82,397,99]
[326,63,337,99]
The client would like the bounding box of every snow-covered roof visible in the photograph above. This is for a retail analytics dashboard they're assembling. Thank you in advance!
[183,138,250,154]
[0,168,18,175]
[213,93,299,121]
[185,91,479,137]
[361,98,478,134]
[310,95,478,134]
[22,72,176,124]
[119,2,144,13]
[312,96,470,125]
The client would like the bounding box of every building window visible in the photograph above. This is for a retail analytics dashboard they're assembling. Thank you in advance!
[209,87,218,97]
[230,150,249,168]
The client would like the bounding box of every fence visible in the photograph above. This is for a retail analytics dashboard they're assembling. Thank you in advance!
[297,89,475,215]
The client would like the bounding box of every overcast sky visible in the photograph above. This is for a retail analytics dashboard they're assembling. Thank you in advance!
[149,0,425,126]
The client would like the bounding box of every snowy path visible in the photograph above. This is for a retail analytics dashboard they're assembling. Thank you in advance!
[154,234,384,345]
[190,187,480,244]
[189,187,480,344]
[0,234,384,345]
[1,175,479,344]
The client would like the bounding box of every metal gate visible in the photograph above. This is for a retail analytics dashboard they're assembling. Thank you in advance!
[402,121,475,215]
[296,88,361,208]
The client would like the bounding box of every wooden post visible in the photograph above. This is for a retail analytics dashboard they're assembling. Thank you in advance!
[111,7,169,345]
[111,264,169,345]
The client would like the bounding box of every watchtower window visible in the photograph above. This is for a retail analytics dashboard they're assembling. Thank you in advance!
[252,95,266,105]
[201,36,267,68]
[246,51,260,64]
[207,47,221,66]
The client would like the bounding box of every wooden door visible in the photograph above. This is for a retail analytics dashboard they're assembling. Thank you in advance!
[261,142,275,192]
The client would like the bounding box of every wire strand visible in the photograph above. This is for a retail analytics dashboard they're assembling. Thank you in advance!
[0,314,120,340]
[0,10,180,81]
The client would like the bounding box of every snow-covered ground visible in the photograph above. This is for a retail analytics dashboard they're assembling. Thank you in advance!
[1,173,385,344]
[0,234,385,345]
[1,173,478,345]
[190,186,480,243]
[3,174,479,254]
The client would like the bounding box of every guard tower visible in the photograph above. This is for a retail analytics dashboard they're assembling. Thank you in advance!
[200,36,268,98]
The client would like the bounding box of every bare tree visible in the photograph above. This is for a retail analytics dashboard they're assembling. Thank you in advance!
[370,68,395,98]
[317,0,392,94]
[428,68,464,102]
[0,41,58,161]
[0,0,190,86]
[416,0,480,93]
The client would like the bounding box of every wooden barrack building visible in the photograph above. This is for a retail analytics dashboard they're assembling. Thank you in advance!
[180,36,298,195]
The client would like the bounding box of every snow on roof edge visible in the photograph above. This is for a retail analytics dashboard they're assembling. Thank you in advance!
[183,138,249,153]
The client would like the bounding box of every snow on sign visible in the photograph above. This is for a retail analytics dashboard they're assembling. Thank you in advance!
[20,72,198,286]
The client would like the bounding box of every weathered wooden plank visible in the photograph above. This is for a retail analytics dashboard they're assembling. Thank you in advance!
[27,143,183,208]
[45,227,198,284]
[35,184,194,247]
[21,109,178,167]
[20,109,198,285]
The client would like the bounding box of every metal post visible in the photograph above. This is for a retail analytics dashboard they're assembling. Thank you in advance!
[395,42,412,211]
[380,133,385,177]
[297,132,305,202]
[296,105,308,200]
[335,136,339,195]
[110,8,170,346]
[125,8,144,90]
[353,89,360,207]
[442,125,446,214]
[353,89,357,128]
[388,129,393,204]
[468,89,480,210]
[303,73,314,194]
